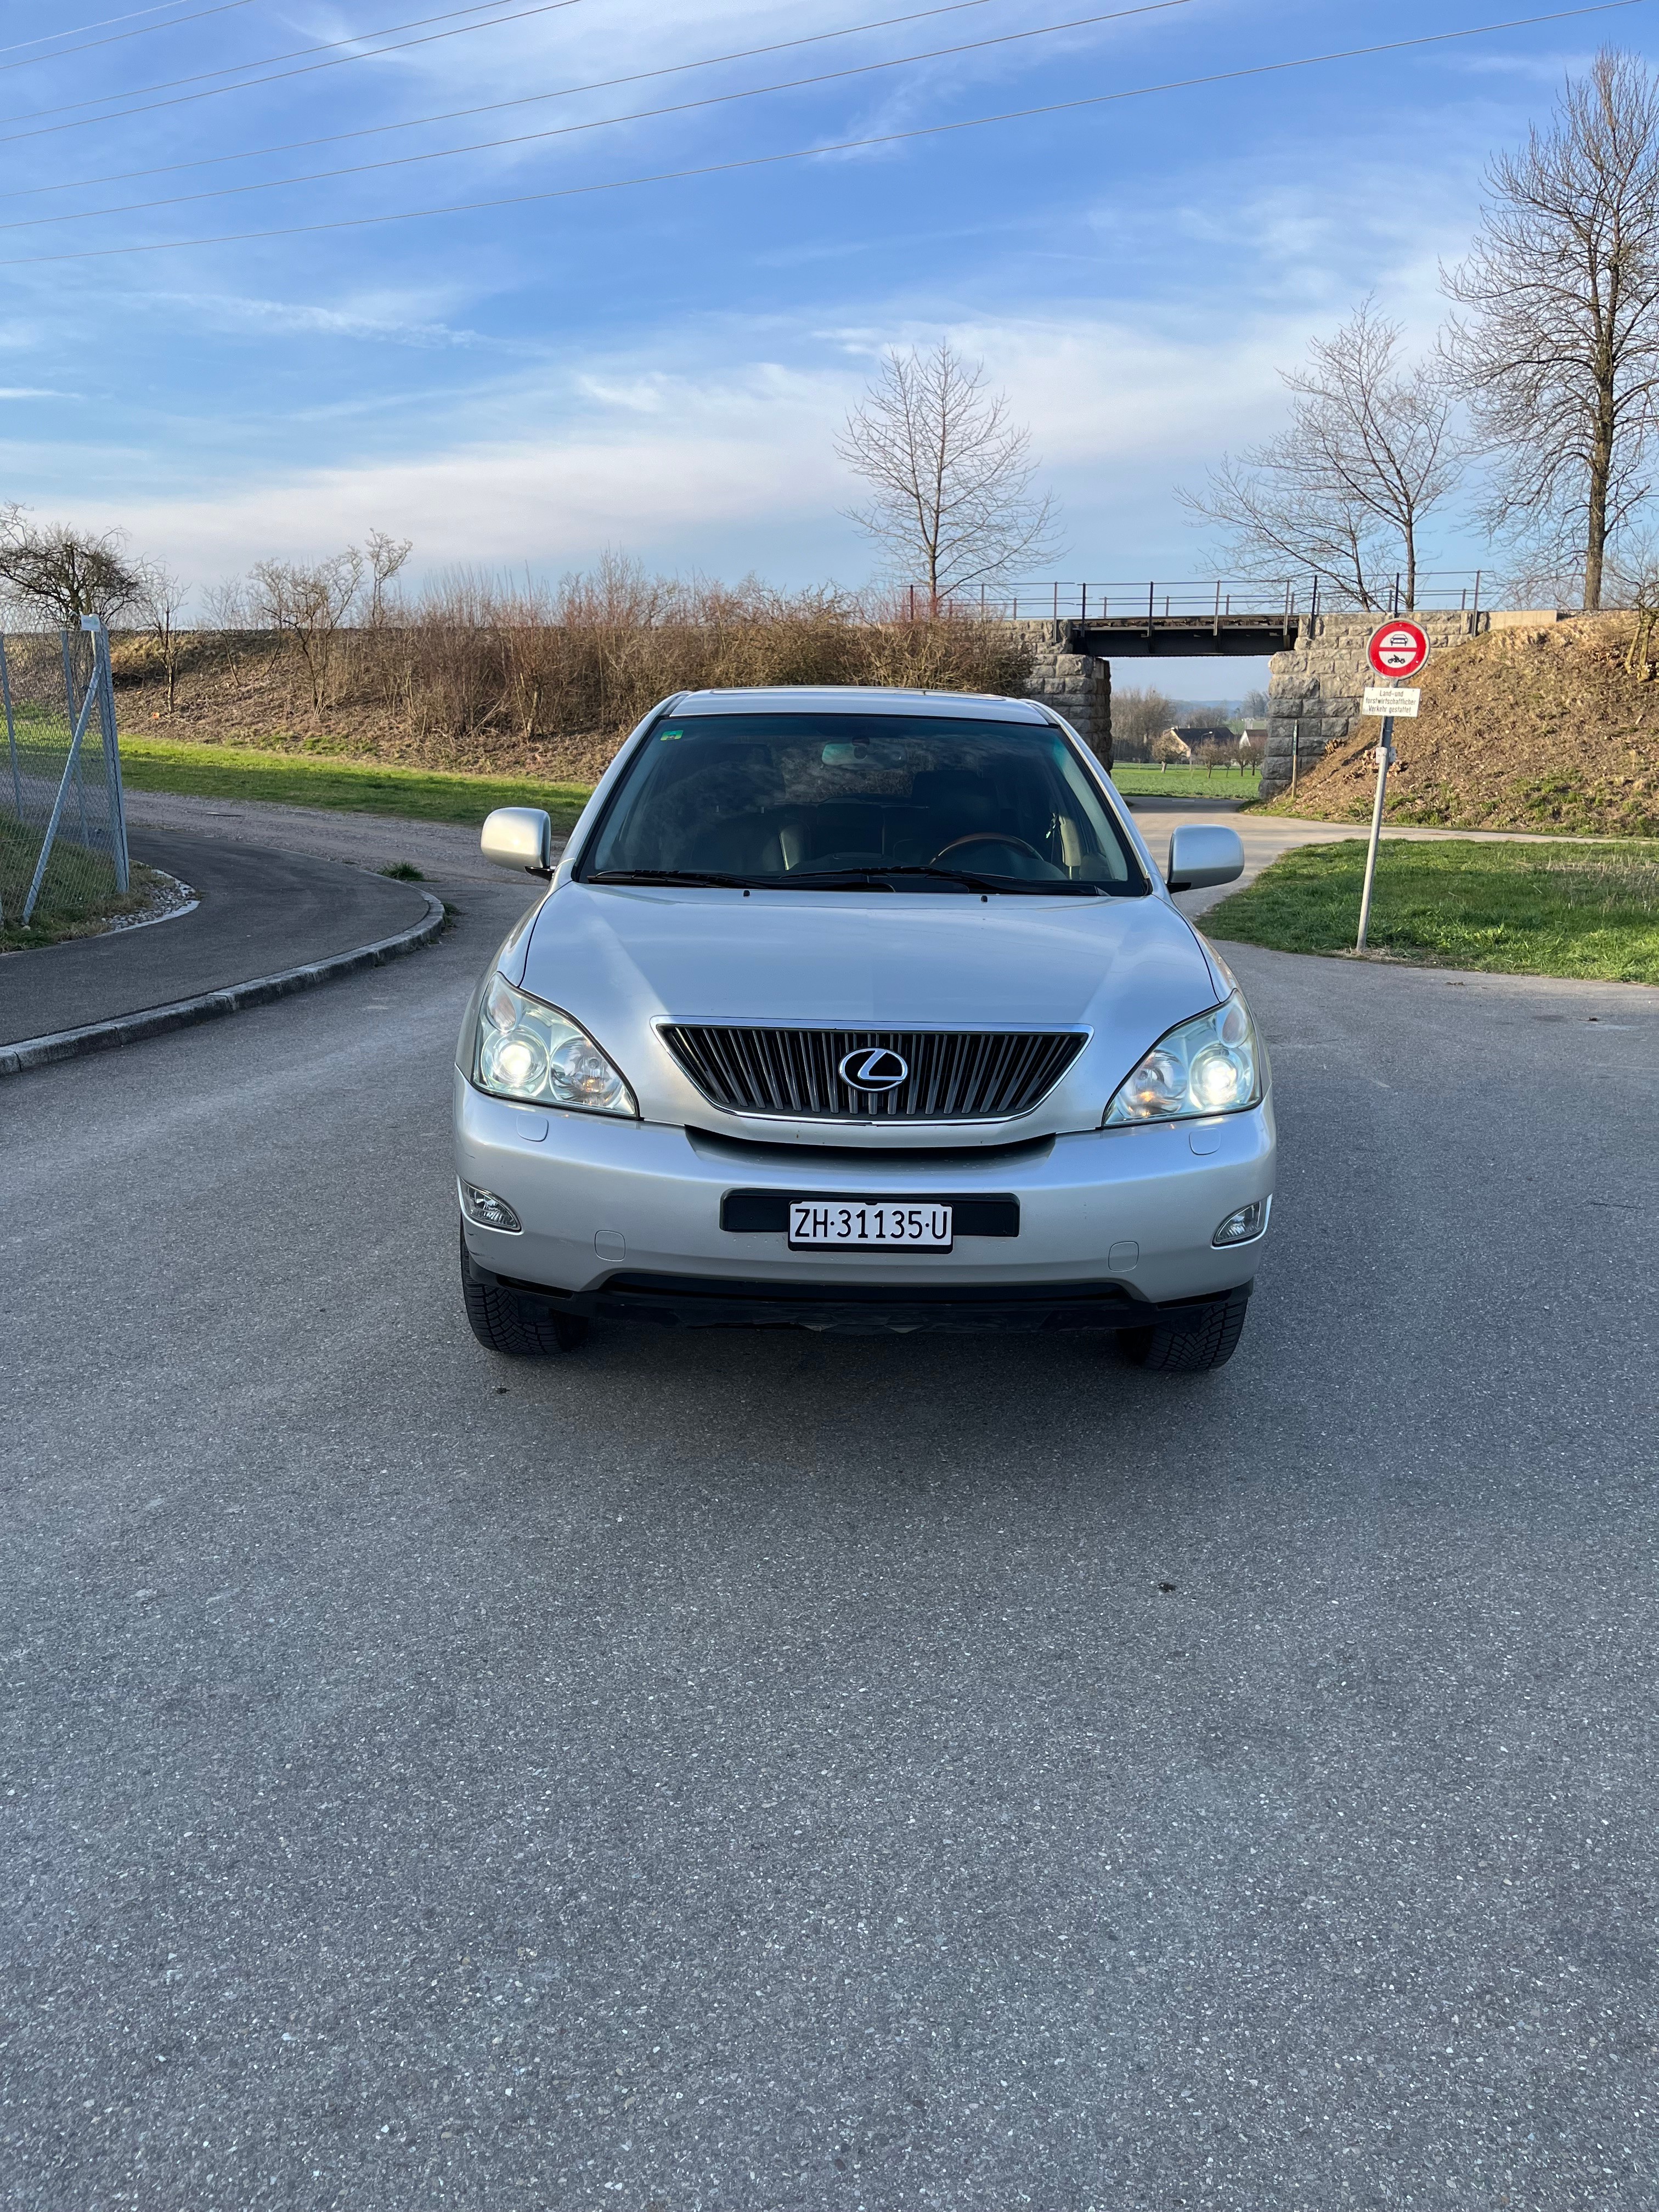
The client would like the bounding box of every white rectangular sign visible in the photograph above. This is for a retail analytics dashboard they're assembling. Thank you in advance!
[1362,685,1419,719]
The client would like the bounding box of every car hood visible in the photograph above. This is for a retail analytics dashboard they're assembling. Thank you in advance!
[511,883,1223,1139]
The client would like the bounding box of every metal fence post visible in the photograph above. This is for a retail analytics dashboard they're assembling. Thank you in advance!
[83,615,128,891]
[20,678,100,924]
[60,628,93,850]
[1356,718,1395,951]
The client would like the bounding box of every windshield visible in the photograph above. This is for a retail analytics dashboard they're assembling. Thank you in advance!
[579,711,1145,893]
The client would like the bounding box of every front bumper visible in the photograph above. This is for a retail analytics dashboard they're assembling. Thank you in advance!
[454,1074,1275,1326]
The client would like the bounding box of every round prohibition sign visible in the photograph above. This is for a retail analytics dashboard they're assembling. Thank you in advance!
[1368,618,1430,679]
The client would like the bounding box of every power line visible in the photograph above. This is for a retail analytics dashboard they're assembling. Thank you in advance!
[0,1,1642,268]
[0,1,209,56]
[0,2,1191,232]
[0,0,575,132]
[0,0,264,77]
[0,0,996,202]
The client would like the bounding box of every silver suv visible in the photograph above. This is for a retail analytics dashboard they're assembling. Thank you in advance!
[455,686,1272,1370]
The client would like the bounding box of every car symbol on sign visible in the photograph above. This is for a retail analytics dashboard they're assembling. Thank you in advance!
[1367,619,1429,679]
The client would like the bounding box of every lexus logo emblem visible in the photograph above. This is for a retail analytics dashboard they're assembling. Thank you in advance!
[838,1047,909,1094]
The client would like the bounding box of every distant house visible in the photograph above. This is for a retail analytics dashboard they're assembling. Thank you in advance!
[1173,725,1237,752]
[1151,727,1193,762]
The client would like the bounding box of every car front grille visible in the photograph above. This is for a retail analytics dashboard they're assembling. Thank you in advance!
[659,1025,1087,1120]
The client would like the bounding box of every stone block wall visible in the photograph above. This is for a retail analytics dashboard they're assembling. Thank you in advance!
[1015,622,1112,763]
[1262,610,1486,799]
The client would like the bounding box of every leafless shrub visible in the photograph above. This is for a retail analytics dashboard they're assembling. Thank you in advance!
[365,529,412,626]
[351,556,1031,758]
[246,548,365,715]
[133,561,189,709]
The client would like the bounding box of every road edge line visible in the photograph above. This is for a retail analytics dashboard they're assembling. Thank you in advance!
[0,891,445,1079]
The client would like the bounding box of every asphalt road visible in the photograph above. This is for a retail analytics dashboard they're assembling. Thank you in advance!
[4,868,1657,2212]
[0,833,432,1047]
[121,789,527,885]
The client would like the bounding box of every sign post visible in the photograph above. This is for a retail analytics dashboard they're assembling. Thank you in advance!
[1356,620,1429,951]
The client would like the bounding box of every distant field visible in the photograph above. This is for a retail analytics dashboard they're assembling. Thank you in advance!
[1110,765,1260,798]
[114,734,1259,828]
[117,737,594,832]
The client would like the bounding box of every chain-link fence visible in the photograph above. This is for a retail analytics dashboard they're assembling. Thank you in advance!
[0,620,129,932]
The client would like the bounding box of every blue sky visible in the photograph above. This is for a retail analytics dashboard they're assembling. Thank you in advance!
[0,0,1651,693]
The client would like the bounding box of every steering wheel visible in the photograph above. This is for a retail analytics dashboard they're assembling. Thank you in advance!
[931,832,1046,866]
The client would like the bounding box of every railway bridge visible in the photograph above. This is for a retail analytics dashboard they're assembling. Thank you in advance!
[987,574,1531,798]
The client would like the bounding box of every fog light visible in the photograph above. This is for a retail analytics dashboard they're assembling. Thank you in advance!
[460,1181,522,1233]
[1212,1200,1266,1247]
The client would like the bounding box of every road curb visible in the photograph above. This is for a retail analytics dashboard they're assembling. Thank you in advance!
[0,890,445,1079]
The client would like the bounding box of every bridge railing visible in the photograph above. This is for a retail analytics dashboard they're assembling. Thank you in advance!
[919,572,1490,624]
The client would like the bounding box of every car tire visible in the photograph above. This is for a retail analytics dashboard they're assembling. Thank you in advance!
[460,1225,589,1355]
[1119,1285,1249,1373]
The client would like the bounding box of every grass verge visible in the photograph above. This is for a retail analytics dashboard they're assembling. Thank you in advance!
[1,855,176,952]
[1204,837,1659,984]
[117,736,595,832]
[1111,766,1260,799]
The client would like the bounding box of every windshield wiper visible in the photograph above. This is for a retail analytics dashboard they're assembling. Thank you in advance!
[584,868,757,889]
[583,865,1115,896]
[584,867,899,892]
[815,865,1110,896]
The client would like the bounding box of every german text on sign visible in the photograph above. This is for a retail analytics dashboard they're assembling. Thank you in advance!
[1362,686,1420,718]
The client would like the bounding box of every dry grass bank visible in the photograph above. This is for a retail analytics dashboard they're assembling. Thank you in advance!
[1264,613,1659,837]
[110,572,1036,783]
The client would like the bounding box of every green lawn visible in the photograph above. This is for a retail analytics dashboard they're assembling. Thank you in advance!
[1111,765,1260,798]
[1,811,161,951]
[1204,837,1659,983]
[116,736,595,832]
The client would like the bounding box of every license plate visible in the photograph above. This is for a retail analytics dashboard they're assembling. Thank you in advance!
[788,1200,953,1251]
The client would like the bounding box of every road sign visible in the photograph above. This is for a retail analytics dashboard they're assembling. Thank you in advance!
[1368,619,1429,678]
[1362,685,1419,718]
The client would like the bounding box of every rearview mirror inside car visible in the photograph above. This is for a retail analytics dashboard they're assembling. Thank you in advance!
[1166,823,1245,893]
[481,806,554,875]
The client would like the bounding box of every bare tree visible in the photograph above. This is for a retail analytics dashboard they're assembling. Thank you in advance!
[133,561,188,712]
[365,528,413,625]
[1179,300,1463,609]
[247,548,364,714]
[0,512,144,626]
[1109,683,1181,761]
[1444,49,1659,611]
[836,341,1060,608]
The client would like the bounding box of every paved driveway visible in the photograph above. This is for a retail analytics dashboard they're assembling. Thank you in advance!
[4,873,1656,2211]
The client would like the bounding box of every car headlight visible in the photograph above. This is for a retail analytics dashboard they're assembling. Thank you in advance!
[1103,994,1263,1125]
[475,974,637,1116]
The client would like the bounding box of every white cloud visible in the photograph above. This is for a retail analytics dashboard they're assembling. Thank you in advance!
[75,298,1372,593]
[148,287,492,348]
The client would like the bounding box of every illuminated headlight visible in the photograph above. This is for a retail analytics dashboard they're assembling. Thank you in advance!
[1104,994,1264,1125]
[475,975,637,1116]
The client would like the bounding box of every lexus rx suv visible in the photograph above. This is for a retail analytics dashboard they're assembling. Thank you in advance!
[454,686,1272,1370]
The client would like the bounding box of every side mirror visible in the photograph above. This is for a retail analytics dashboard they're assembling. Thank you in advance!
[1166,822,1244,893]
[481,806,553,876]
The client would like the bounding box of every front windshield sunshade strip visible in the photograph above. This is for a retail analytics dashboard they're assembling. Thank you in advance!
[659,1026,1088,1121]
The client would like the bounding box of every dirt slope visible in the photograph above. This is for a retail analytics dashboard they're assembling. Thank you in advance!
[1263,613,1659,836]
